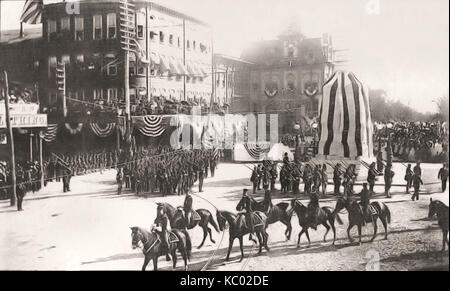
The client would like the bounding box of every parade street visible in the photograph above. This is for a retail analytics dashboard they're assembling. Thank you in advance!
[0,163,448,271]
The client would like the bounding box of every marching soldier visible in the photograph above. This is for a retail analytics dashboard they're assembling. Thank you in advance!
[116,168,124,195]
[367,162,377,193]
[303,164,313,194]
[438,163,449,193]
[198,166,204,193]
[333,163,343,196]
[270,164,278,191]
[413,162,422,177]
[210,155,217,178]
[313,165,322,194]
[404,164,413,194]
[292,164,301,195]
[376,151,385,173]
[321,164,328,197]
[411,173,424,201]
[384,163,395,198]
[250,166,259,194]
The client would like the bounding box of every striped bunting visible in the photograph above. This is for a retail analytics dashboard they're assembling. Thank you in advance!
[244,143,270,160]
[40,124,58,143]
[90,123,116,138]
[318,71,373,158]
[136,116,166,137]
[20,0,43,24]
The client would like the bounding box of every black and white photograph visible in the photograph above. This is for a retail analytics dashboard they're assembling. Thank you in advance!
[0,0,448,273]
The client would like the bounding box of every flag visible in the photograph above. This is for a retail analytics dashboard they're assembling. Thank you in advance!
[20,0,44,24]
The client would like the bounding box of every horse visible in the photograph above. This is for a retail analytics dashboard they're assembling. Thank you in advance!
[428,198,449,252]
[156,202,220,249]
[333,197,391,245]
[130,226,192,271]
[216,209,270,262]
[287,199,343,248]
[236,192,293,240]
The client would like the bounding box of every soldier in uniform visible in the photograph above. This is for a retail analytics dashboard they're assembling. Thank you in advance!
[438,163,449,193]
[333,163,343,196]
[404,164,413,194]
[153,205,171,255]
[241,189,255,241]
[367,162,377,193]
[360,183,371,221]
[411,173,424,201]
[376,151,385,173]
[307,188,320,230]
[198,166,204,193]
[313,165,322,194]
[384,163,395,198]
[210,155,217,178]
[116,168,124,195]
[291,164,301,195]
[413,162,422,177]
[303,164,312,194]
[250,166,259,194]
[62,165,72,193]
[183,193,194,226]
[270,164,278,191]
[321,164,328,197]
[262,169,270,191]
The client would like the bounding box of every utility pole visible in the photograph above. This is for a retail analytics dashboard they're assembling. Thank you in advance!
[2,71,16,206]
[39,134,44,188]
[120,0,136,143]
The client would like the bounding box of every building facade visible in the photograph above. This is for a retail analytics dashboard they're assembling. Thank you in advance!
[238,24,335,134]
[1,0,214,120]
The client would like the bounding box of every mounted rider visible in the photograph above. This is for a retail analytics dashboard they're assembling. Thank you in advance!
[183,192,194,226]
[360,183,371,222]
[153,205,171,254]
[241,189,255,241]
[307,188,320,230]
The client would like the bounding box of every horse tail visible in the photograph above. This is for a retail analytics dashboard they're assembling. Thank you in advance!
[208,215,220,233]
[324,207,343,225]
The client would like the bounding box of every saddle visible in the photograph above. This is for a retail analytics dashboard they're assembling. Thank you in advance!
[189,210,201,222]
[358,203,379,223]
[237,212,264,228]
[156,231,179,244]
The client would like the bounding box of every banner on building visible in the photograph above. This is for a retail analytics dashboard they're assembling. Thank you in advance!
[0,114,47,129]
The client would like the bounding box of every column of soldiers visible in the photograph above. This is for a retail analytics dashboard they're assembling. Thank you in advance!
[117,146,220,196]
[0,161,43,211]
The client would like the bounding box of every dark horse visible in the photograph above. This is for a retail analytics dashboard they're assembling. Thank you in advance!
[216,208,270,262]
[156,203,220,249]
[130,227,192,271]
[287,199,343,247]
[333,197,391,245]
[428,198,449,252]
[236,192,293,240]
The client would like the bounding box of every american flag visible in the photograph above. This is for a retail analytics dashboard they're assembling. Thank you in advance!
[20,0,43,25]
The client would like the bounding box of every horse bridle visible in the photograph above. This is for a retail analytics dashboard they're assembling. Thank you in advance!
[134,230,158,254]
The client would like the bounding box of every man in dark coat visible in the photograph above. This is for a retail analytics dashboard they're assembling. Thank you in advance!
[367,163,377,193]
[404,164,413,194]
[154,206,171,254]
[333,163,343,196]
[438,163,449,193]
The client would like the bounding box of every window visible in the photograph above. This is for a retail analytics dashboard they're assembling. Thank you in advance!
[61,55,71,67]
[177,37,181,48]
[136,13,144,39]
[193,41,196,51]
[61,17,70,33]
[48,56,57,78]
[93,15,102,40]
[76,54,84,63]
[107,88,118,103]
[169,34,174,45]
[159,31,164,43]
[186,40,190,50]
[137,63,145,75]
[150,31,157,41]
[74,17,84,40]
[93,88,103,101]
[129,53,136,75]
[107,13,116,39]
[47,20,57,41]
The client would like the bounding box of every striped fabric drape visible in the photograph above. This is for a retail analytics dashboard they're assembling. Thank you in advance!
[40,124,58,143]
[90,123,116,138]
[318,71,374,158]
[20,0,43,24]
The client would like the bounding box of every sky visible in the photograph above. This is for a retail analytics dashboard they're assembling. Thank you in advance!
[0,0,448,113]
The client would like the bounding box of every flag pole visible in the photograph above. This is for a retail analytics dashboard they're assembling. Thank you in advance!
[20,22,24,38]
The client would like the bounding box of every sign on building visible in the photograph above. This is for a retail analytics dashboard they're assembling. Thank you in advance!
[0,114,48,129]
[0,103,40,115]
